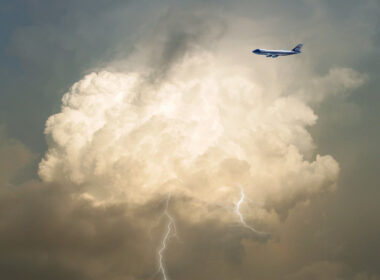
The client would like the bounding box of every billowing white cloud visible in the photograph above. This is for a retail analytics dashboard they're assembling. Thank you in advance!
[296,67,367,103]
[39,52,364,223]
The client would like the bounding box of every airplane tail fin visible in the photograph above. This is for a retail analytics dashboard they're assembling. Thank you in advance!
[292,43,303,53]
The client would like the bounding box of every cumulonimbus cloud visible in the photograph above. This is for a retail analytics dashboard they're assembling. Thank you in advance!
[38,52,363,223]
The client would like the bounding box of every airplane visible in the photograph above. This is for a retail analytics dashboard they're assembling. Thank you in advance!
[252,43,303,58]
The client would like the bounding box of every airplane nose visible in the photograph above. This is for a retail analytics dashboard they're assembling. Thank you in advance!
[253,49,260,54]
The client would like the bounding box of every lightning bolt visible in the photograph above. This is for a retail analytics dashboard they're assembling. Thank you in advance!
[235,187,270,238]
[157,193,177,280]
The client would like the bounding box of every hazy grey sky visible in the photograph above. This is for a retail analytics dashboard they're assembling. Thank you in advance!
[0,1,379,279]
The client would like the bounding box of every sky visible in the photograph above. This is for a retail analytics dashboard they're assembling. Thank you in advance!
[0,0,379,279]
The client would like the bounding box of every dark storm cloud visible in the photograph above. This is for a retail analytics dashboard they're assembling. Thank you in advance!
[145,8,226,82]
[1,0,380,279]
[0,126,33,185]
[0,181,160,280]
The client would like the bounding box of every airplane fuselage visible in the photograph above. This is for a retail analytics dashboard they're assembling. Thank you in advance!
[253,49,297,56]
[252,44,303,58]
